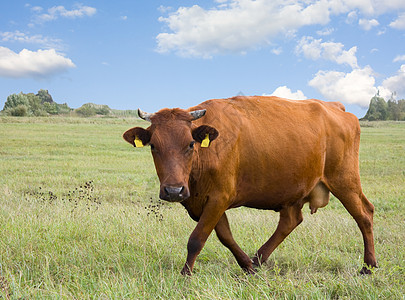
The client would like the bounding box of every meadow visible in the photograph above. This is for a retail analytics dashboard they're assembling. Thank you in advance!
[0,116,404,299]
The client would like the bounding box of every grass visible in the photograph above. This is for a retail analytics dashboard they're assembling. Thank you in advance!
[0,117,404,299]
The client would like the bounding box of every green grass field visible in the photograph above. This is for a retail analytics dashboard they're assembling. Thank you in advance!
[0,117,404,299]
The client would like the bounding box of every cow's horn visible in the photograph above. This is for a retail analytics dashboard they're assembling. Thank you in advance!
[190,109,206,121]
[138,108,154,122]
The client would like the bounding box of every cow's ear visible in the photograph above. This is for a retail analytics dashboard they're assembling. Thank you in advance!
[192,125,219,147]
[123,127,151,147]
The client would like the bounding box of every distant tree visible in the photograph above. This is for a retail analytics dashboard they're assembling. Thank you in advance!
[75,103,111,117]
[43,102,60,115]
[3,92,29,111]
[0,89,130,118]
[57,103,72,115]
[75,103,97,117]
[36,89,54,104]
[26,93,47,116]
[95,105,111,116]
[397,99,405,121]
[1,90,74,117]
[362,92,405,121]
[5,105,29,116]
[363,95,388,121]
[376,97,388,120]
[386,93,405,121]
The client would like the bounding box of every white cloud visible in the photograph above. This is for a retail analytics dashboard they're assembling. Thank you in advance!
[296,37,322,60]
[382,64,405,95]
[158,5,173,14]
[156,0,405,57]
[120,16,128,21]
[359,18,379,30]
[296,36,358,68]
[316,27,334,36]
[346,11,358,24]
[31,6,43,13]
[390,13,405,29]
[309,66,377,107]
[393,54,405,62]
[343,0,405,15]
[0,47,75,78]
[156,1,332,57]
[377,28,387,35]
[308,63,405,106]
[266,86,307,100]
[33,4,96,24]
[0,31,63,50]
[271,47,282,55]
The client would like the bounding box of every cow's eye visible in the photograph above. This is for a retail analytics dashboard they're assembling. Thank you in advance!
[189,141,195,149]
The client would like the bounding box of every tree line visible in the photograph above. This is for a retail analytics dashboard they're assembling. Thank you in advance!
[2,90,71,116]
[1,90,114,117]
[2,90,405,120]
[361,94,405,121]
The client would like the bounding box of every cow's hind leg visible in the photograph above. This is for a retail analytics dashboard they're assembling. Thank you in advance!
[215,213,255,273]
[332,189,377,274]
[252,204,303,267]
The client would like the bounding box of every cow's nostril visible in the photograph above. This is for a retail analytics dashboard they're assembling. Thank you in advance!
[164,186,184,196]
[160,186,189,202]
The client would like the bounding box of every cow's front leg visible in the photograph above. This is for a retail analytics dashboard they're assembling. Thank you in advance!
[181,201,226,276]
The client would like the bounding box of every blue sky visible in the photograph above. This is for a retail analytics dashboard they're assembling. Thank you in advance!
[1,0,405,117]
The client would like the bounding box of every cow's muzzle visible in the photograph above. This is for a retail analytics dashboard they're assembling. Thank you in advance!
[160,185,190,202]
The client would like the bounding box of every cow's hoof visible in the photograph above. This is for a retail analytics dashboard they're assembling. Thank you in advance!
[243,266,257,275]
[181,267,192,276]
[360,266,374,275]
[251,258,262,269]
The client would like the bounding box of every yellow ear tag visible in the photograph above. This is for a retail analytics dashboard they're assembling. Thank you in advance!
[134,136,144,148]
[201,134,210,148]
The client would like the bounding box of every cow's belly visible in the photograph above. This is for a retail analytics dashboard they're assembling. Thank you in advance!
[231,180,329,213]
[231,187,307,211]
[231,168,321,210]
[236,199,285,211]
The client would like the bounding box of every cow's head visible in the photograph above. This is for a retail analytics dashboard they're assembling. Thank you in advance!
[123,108,218,202]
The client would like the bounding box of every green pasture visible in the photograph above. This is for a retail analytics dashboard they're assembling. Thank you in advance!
[0,117,404,299]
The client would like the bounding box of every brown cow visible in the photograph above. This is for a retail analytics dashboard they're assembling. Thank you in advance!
[123,96,377,275]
